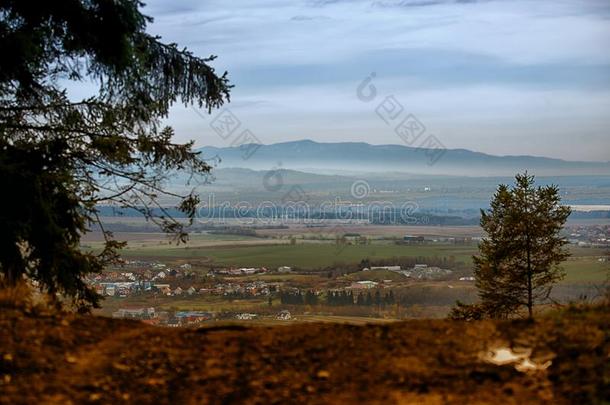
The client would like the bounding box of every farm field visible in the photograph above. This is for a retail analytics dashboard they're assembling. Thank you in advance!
[561,256,609,283]
[115,242,479,268]
[255,224,485,238]
[98,240,609,283]
[85,231,607,284]
[98,295,272,314]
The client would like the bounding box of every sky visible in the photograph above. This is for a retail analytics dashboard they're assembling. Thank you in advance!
[141,0,610,161]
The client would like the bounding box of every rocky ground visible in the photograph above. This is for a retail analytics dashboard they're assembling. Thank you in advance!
[1,305,608,404]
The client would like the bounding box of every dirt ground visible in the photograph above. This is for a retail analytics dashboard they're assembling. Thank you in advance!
[1,306,608,404]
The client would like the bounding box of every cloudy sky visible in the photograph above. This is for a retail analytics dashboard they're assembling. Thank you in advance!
[143,0,610,161]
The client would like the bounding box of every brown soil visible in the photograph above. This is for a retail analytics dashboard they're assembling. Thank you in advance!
[1,306,608,404]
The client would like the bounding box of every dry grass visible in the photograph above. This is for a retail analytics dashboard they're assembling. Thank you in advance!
[1,304,608,404]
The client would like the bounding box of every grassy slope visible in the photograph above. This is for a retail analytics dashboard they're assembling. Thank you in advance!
[1,305,608,404]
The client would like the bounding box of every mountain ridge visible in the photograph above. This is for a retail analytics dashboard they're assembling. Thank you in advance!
[198,140,610,176]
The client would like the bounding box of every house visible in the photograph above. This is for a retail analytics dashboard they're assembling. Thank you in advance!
[350,281,378,289]
[402,265,453,280]
[216,267,269,275]
[112,307,155,319]
[277,266,292,273]
[236,313,257,320]
[276,310,292,321]
[173,286,183,296]
[403,235,425,243]
[153,284,171,295]
[104,285,116,296]
[175,311,211,324]
[238,268,259,275]
[186,286,196,295]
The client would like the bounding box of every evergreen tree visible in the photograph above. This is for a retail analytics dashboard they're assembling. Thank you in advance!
[452,173,571,319]
[305,290,318,305]
[326,291,332,306]
[0,1,230,309]
[387,290,395,305]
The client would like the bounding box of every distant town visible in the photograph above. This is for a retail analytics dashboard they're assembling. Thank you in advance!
[88,225,609,326]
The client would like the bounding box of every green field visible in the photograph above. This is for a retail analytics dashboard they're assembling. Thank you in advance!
[87,233,609,284]
[562,257,609,283]
[119,242,479,268]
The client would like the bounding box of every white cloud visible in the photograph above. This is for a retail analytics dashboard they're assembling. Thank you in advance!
[144,0,610,161]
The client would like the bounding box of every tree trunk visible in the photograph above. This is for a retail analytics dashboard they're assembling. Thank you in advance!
[526,234,533,319]
[5,263,20,286]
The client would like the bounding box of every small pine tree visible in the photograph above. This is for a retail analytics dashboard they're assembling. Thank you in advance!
[454,173,571,319]
[365,292,373,306]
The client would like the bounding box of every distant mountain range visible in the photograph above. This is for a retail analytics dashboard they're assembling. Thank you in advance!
[198,140,610,177]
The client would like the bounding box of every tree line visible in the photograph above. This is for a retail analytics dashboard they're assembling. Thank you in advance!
[279,289,396,307]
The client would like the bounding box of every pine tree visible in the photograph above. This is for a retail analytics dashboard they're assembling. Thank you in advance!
[0,1,230,309]
[453,173,571,319]
[374,290,381,308]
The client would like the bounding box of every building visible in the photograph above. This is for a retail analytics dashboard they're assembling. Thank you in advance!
[370,266,401,272]
[153,284,171,295]
[104,285,116,296]
[349,280,379,289]
[402,265,453,280]
[236,313,257,320]
[112,307,155,319]
[403,235,425,243]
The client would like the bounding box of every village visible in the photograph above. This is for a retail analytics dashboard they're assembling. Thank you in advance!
[87,225,608,327]
[565,223,610,248]
[88,258,464,326]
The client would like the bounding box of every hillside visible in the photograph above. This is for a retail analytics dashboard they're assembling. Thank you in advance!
[199,140,610,176]
[1,306,608,404]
